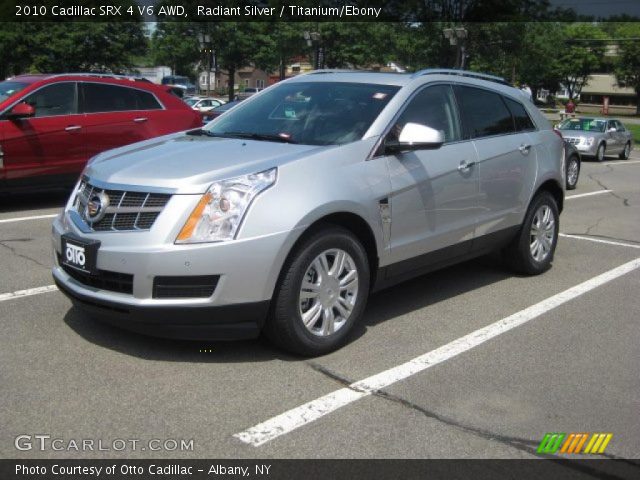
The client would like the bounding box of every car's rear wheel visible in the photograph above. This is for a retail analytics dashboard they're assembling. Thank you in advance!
[596,143,606,162]
[504,192,559,275]
[566,155,580,190]
[619,142,631,160]
[265,226,370,356]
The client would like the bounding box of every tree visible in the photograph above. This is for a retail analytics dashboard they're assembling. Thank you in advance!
[518,22,565,101]
[210,22,260,101]
[151,22,200,77]
[251,23,307,81]
[556,23,607,100]
[0,23,33,79]
[613,23,640,115]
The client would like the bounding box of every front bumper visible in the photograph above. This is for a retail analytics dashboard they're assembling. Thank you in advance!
[52,211,302,340]
[54,276,269,340]
[573,143,598,156]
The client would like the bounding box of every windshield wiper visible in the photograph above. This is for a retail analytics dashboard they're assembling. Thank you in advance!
[221,131,298,144]
[185,128,223,137]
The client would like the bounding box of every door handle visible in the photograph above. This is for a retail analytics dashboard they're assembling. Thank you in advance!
[133,117,148,123]
[518,143,532,155]
[457,160,476,172]
[65,125,81,132]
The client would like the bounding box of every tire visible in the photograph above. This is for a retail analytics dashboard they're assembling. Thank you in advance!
[565,155,580,190]
[596,143,605,162]
[503,191,559,275]
[265,226,370,356]
[619,142,631,160]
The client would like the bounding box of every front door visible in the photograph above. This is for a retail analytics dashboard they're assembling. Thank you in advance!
[0,81,84,185]
[381,84,480,272]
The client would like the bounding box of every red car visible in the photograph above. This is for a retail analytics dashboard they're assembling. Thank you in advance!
[0,74,202,192]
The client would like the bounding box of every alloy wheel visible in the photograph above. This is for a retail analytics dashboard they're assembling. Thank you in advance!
[298,249,359,337]
[529,205,555,263]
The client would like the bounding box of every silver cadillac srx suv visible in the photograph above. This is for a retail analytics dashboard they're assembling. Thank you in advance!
[52,69,565,356]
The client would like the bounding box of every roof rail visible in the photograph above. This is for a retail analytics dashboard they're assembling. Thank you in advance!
[49,73,149,82]
[411,69,510,86]
[304,69,361,75]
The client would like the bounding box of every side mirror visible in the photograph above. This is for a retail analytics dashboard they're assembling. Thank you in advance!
[385,122,445,154]
[8,102,35,119]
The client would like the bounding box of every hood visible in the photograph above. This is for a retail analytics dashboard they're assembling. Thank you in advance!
[85,132,329,194]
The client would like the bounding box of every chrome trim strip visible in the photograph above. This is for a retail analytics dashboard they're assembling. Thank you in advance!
[83,176,177,194]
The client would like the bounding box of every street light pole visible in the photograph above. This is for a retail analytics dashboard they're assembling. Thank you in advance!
[198,32,212,95]
[443,27,468,69]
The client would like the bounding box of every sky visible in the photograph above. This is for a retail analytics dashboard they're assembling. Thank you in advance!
[549,0,640,18]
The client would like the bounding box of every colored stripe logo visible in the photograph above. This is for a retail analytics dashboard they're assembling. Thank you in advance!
[537,433,612,455]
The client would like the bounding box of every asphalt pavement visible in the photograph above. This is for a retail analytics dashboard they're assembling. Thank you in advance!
[1,152,639,462]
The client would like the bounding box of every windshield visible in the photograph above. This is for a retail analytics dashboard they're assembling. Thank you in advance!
[0,81,29,102]
[558,118,606,133]
[206,82,400,146]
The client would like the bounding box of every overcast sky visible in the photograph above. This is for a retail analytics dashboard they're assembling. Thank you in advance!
[550,0,640,18]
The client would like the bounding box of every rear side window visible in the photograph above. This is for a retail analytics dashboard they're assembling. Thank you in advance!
[504,97,536,132]
[135,90,162,110]
[22,82,77,117]
[82,83,137,113]
[81,83,161,113]
[454,86,514,139]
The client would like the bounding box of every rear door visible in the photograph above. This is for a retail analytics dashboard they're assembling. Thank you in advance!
[80,82,151,159]
[0,81,85,184]
[454,85,535,238]
[383,84,480,270]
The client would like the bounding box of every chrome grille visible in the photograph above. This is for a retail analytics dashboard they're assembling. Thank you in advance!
[565,137,581,145]
[74,179,171,232]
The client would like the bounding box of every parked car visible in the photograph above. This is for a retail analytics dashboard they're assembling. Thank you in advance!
[556,117,633,162]
[0,74,202,193]
[161,75,196,96]
[185,96,226,113]
[201,100,242,122]
[236,87,264,101]
[52,69,564,356]
[563,141,581,190]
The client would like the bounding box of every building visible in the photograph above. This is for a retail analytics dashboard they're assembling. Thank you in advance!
[198,66,270,96]
[579,74,637,115]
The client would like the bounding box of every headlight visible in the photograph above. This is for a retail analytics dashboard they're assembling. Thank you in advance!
[585,137,595,146]
[176,168,277,243]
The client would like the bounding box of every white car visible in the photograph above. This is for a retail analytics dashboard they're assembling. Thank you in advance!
[185,97,226,112]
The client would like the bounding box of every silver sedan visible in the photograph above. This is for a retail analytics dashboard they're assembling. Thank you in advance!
[557,117,633,161]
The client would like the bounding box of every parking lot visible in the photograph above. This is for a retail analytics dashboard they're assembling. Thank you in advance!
[1,153,639,460]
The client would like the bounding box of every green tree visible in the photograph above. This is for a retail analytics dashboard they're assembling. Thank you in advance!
[556,23,607,100]
[0,23,33,79]
[613,23,640,115]
[151,22,200,77]
[518,22,565,101]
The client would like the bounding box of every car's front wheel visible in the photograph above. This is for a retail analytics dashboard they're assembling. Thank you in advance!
[596,143,606,162]
[566,154,580,190]
[504,191,559,275]
[265,226,370,356]
[619,142,631,160]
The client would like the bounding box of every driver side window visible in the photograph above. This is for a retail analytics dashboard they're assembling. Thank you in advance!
[22,82,77,118]
[392,84,461,143]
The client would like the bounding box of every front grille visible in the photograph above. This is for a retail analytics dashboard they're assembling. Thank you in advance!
[153,275,219,299]
[565,137,581,145]
[59,256,133,294]
[73,179,171,232]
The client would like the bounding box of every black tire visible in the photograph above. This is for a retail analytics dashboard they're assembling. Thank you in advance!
[565,154,580,190]
[596,143,605,162]
[503,191,559,275]
[619,142,631,160]
[264,226,370,356]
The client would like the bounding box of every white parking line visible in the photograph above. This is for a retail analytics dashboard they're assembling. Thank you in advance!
[602,160,640,166]
[565,190,611,200]
[0,285,58,303]
[0,214,58,224]
[560,233,640,249]
[234,257,640,447]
